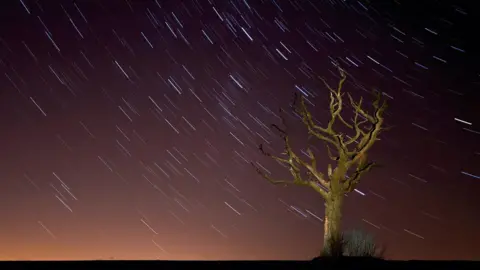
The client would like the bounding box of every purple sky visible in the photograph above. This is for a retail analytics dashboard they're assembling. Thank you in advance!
[0,0,478,260]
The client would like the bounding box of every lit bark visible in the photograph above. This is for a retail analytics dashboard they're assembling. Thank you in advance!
[324,192,343,255]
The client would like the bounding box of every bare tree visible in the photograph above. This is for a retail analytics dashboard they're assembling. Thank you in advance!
[252,66,388,256]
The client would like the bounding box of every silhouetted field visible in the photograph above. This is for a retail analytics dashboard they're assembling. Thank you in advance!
[0,258,478,270]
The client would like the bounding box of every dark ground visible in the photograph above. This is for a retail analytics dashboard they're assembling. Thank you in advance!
[0,259,479,270]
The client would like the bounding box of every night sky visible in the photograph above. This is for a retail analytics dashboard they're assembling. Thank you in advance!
[0,0,479,261]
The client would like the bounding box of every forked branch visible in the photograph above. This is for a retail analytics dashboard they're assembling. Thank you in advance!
[253,117,330,198]
[344,159,376,192]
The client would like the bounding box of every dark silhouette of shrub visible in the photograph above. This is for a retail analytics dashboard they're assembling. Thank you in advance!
[319,230,385,258]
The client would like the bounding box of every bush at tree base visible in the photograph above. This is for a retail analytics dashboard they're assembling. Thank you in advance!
[320,230,384,258]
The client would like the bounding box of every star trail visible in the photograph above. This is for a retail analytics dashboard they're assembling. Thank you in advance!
[0,0,479,261]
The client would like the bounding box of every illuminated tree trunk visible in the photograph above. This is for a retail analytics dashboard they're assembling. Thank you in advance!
[323,192,344,256]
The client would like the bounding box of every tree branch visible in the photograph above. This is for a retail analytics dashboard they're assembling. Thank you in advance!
[254,109,331,197]
[304,147,330,189]
[252,162,304,187]
[273,110,331,188]
[293,68,364,161]
[294,94,345,157]
[309,180,329,200]
[344,94,368,146]
[319,70,349,133]
[325,144,339,161]
[343,160,376,192]
[350,92,387,163]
